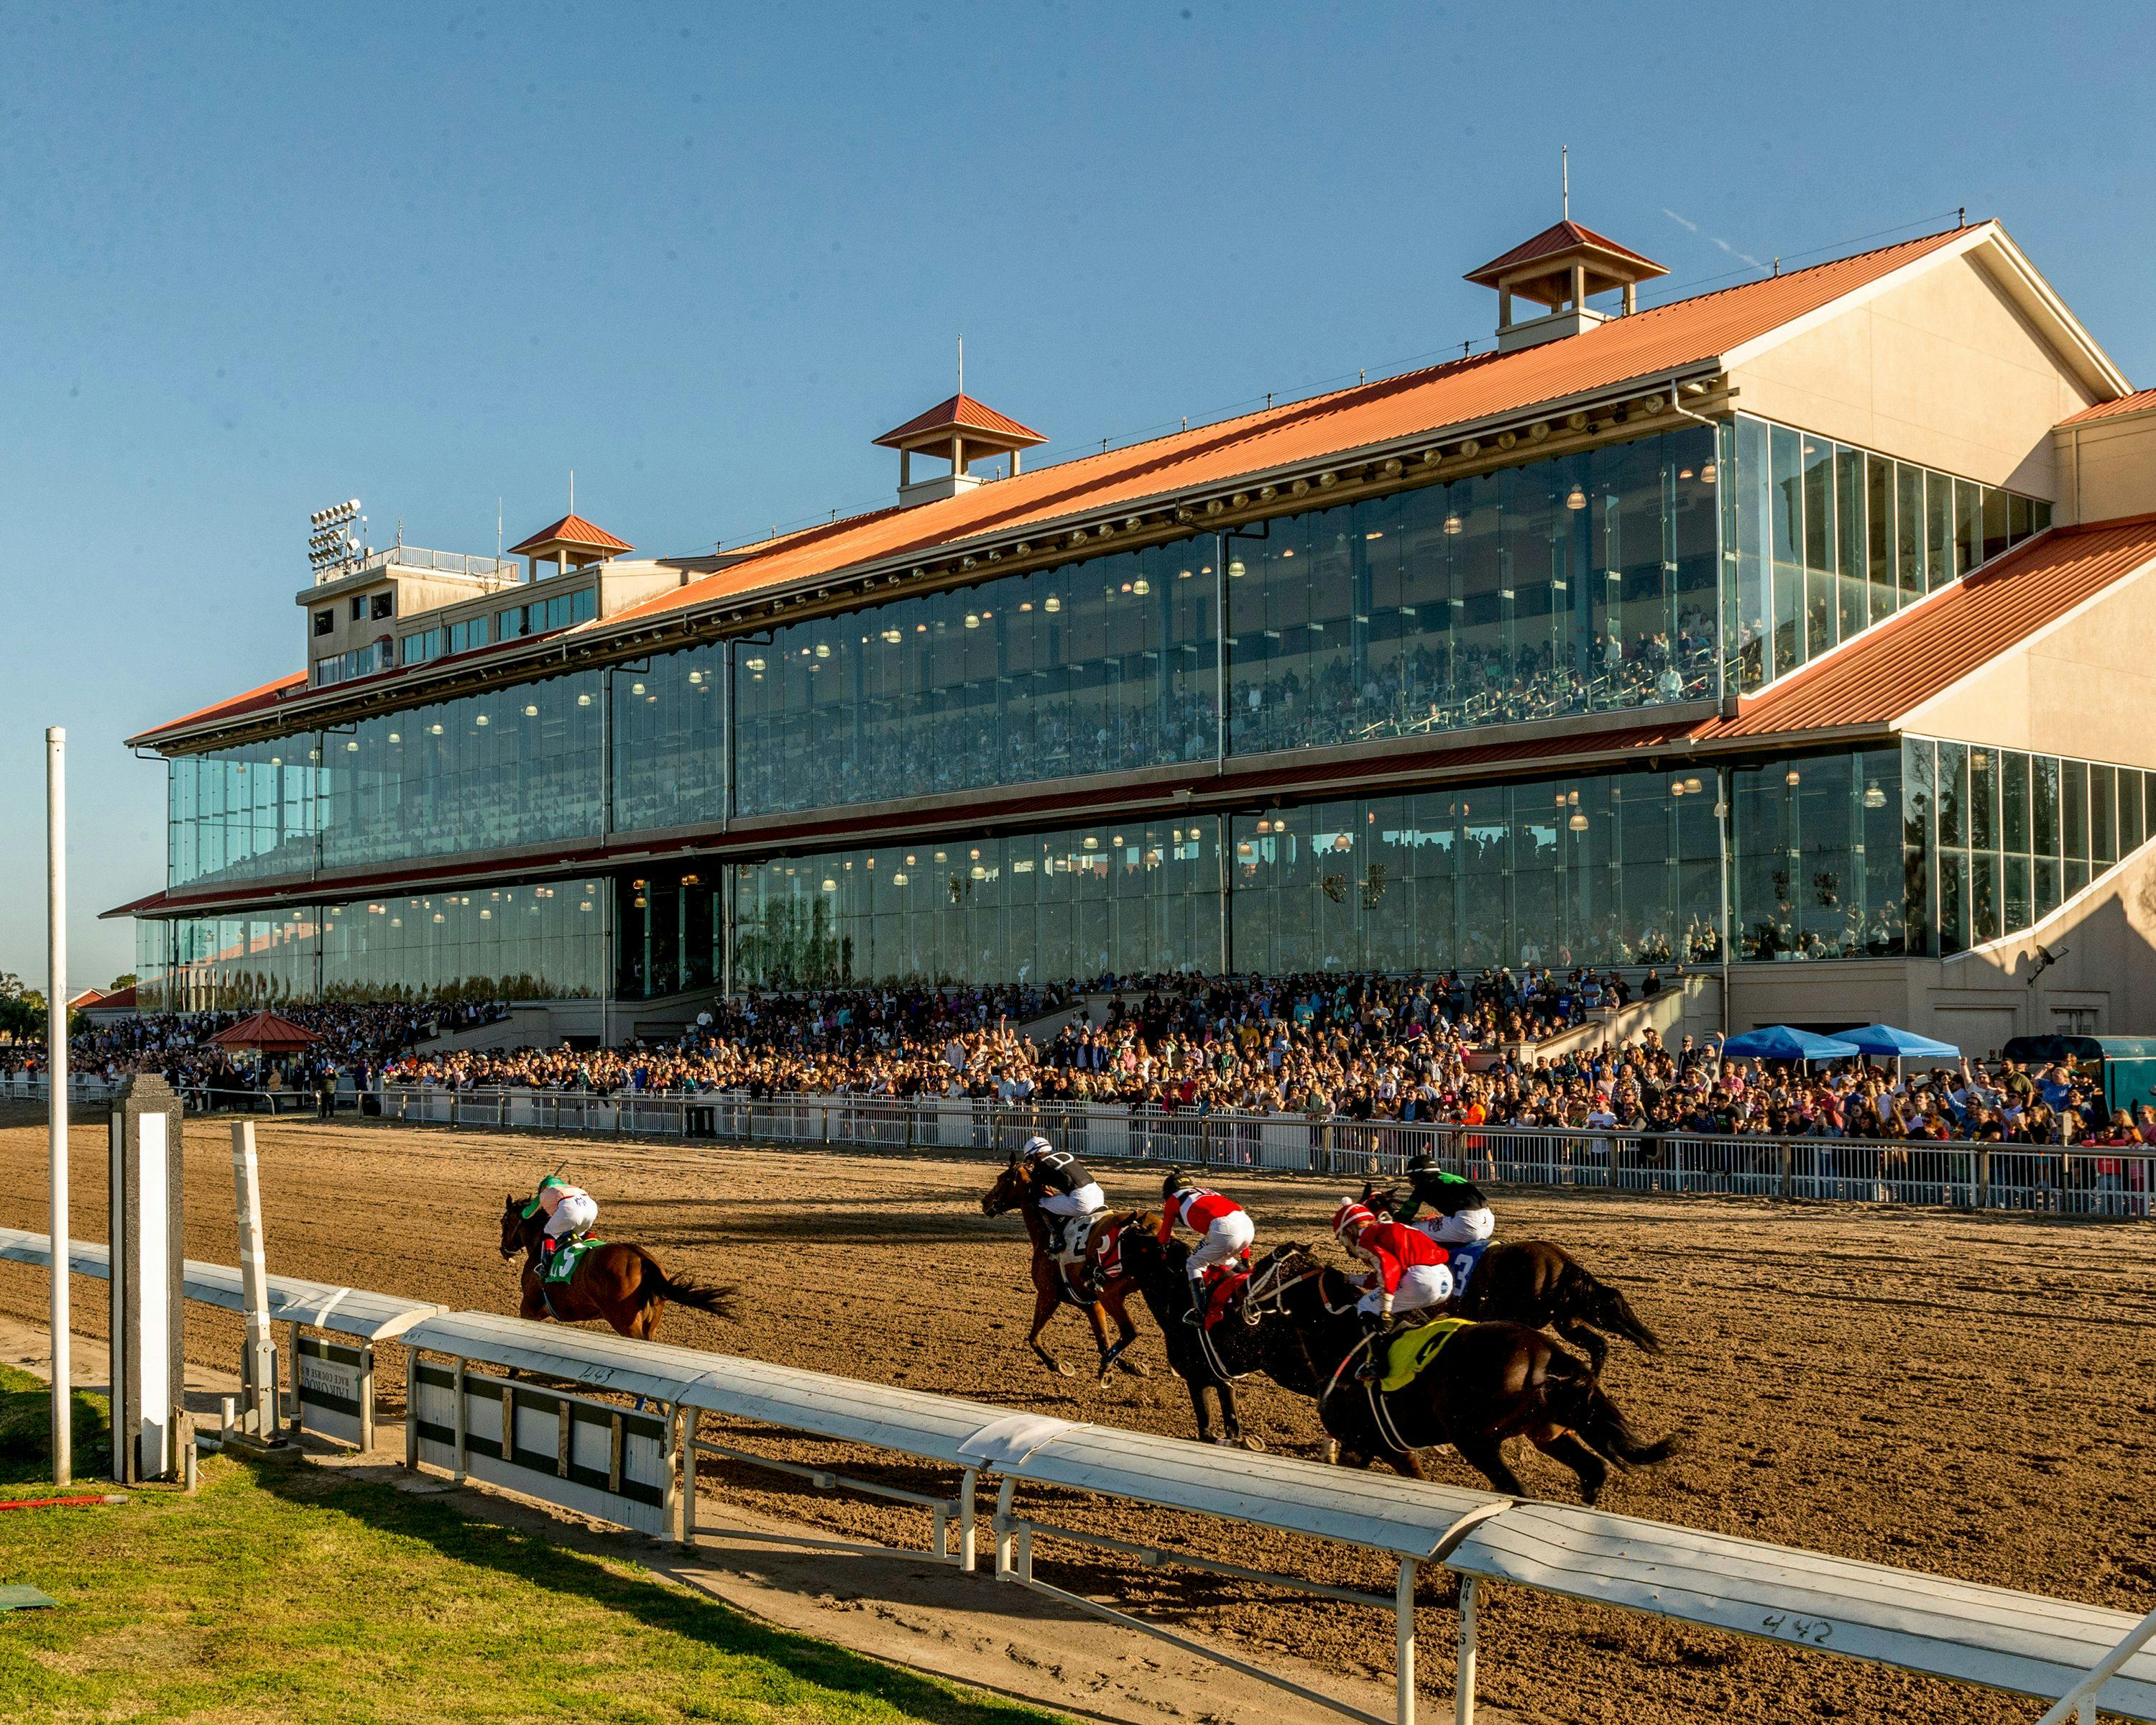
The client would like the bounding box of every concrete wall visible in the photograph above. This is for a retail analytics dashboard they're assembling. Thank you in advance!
[2058,409,2156,526]
[1726,837,2156,1052]
[1728,247,2098,497]
[1902,556,2156,770]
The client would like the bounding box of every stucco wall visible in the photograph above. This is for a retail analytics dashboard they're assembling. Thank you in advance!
[2058,411,2156,526]
[1728,249,2097,496]
[1899,557,2156,769]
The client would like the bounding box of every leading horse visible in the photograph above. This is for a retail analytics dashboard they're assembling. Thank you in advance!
[498,1195,735,1341]
[1238,1243,1674,1501]
[980,1159,1148,1382]
[1361,1183,1664,1373]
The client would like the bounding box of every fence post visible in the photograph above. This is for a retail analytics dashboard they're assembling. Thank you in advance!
[1976,1148,1991,1211]
[1199,1113,1214,1170]
[1779,1139,1794,1202]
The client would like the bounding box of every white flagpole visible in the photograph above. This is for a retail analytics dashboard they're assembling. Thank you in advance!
[46,726,70,1485]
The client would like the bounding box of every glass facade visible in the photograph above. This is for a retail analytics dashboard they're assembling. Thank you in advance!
[1902,737,2156,957]
[1230,772,1726,975]
[731,818,1225,990]
[1228,426,1718,753]
[612,640,728,833]
[138,880,609,1011]
[1730,749,1907,960]
[1722,415,2050,694]
[169,740,323,891]
[732,538,1219,816]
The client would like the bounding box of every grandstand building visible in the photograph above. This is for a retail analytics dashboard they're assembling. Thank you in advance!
[116,216,2156,1051]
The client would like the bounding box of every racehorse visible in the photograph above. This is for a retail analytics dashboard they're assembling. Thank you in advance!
[1238,1244,1675,1501]
[1362,1184,1662,1373]
[497,1195,735,1342]
[1113,1220,1260,1447]
[979,1159,1149,1383]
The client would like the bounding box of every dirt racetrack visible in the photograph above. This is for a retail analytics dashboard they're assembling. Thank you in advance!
[1,1104,2150,1725]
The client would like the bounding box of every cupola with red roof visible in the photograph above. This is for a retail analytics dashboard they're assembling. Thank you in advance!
[505,512,635,583]
[875,392,1046,507]
[1465,218,1667,353]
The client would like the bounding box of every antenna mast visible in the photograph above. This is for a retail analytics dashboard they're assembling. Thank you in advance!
[1562,144,1569,220]
[957,332,964,397]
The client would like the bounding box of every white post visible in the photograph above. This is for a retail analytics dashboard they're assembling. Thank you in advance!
[1396,1557,1417,1725]
[45,726,69,1486]
[1454,1574,1478,1725]
[230,1122,280,1440]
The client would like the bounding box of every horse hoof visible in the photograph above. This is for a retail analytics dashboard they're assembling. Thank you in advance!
[1323,1440,1341,1466]
[1115,1358,1148,1379]
[1239,1435,1268,1453]
[1051,1361,1074,1379]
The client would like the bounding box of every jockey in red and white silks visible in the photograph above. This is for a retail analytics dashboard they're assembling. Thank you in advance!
[1158,1171,1255,1321]
[1332,1199,1453,1322]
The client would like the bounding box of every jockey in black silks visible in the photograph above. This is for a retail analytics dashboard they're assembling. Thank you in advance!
[1391,1153,1496,1289]
[1018,1135,1105,1253]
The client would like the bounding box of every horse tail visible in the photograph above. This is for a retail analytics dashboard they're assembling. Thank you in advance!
[1539,1349,1676,1471]
[1559,1264,1664,1356]
[649,1266,737,1321]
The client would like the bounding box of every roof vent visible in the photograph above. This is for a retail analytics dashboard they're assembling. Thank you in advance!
[1464,221,1667,353]
[875,394,1047,507]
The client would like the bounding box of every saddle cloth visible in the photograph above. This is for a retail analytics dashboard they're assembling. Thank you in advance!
[1197,1266,1248,1330]
[544,1236,602,1284]
[1448,1239,1492,1293]
[1054,1210,1109,1300]
[1379,1315,1470,1393]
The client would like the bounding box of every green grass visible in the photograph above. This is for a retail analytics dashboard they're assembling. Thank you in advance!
[0,1364,1063,1725]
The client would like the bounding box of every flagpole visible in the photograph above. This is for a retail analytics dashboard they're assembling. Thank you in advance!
[46,726,70,1486]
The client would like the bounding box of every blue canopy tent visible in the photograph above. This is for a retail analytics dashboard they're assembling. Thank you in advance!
[1719,1026,1861,1062]
[1841,1025,1961,1061]
[1838,1024,1961,1077]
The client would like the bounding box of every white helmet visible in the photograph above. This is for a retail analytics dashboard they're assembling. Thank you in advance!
[1019,1135,1054,1162]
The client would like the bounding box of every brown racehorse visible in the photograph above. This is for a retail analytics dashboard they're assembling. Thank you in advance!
[498,1195,734,1342]
[980,1160,1148,1383]
[1240,1244,1674,1501]
[1362,1184,1663,1374]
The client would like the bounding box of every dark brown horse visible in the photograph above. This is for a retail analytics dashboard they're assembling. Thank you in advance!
[497,1195,734,1342]
[980,1161,1148,1382]
[1363,1184,1662,1373]
[1112,1216,1259,1449]
[1239,1245,1675,1501]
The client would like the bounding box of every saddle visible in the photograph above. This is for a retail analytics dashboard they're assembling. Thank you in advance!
[543,1236,602,1284]
[1053,1211,1110,1302]
[1378,1315,1470,1393]
[1195,1266,1248,1330]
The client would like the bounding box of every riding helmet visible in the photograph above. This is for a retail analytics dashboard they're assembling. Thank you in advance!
[1331,1198,1375,1242]
[1161,1168,1194,1197]
[1020,1134,1053,1162]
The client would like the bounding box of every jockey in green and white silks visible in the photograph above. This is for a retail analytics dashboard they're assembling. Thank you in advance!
[522,1175,597,1266]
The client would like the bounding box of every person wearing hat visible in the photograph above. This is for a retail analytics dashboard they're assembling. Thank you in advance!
[1391,1154,1496,1248]
[1331,1198,1454,1379]
[1015,1134,1104,1253]
[1158,1170,1255,1327]
[522,1174,598,1269]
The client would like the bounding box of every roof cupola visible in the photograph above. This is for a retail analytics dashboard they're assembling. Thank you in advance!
[1465,219,1667,353]
[505,512,633,583]
[875,392,1046,507]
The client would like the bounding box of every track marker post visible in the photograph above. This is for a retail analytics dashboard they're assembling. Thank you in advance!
[229,1121,284,1445]
[108,1075,185,1484]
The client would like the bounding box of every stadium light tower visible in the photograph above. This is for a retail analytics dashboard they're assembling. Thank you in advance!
[307,498,367,581]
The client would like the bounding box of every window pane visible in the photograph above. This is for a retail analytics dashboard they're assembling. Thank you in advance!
[1925,472,1954,592]
[1866,454,1896,618]
[1955,477,1981,576]
[1897,465,1925,605]
[1969,745,1996,853]
[1902,737,1934,956]
[1938,740,1967,847]
[1983,488,2012,562]
[2091,763,2116,865]
[2063,760,2089,860]
[2002,750,2030,853]
[2034,755,2061,855]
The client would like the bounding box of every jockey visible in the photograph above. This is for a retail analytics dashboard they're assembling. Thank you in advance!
[1393,1154,1496,1246]
[1332,1199,1453,1376]
[1018,1134,1105,1251]
[522,1174,597,1268]
[1158,1170,1255,1327]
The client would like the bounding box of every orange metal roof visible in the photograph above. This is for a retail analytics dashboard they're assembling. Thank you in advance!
[1697,513,2156,740]
[505,513,634,556]
[135,227,1985,750]
[2058,387,2156,426]
[604,227,1975,634]
[1463,219,1667,286]
[139,670,308,739]
[874,392,1049,451]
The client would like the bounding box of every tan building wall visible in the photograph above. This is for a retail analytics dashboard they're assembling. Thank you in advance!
[2058,408,2156,526]
[1899,556,2156,770]
[1728,246,2099,496]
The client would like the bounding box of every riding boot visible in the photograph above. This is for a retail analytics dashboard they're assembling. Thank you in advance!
[1354,1311,1390,1382]
[1181,1280,1206,1327]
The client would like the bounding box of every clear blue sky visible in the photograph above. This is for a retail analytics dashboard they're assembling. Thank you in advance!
[5,1,2151,989]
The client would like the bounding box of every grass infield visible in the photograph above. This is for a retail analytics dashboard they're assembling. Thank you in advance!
[0,1363,1062,1724]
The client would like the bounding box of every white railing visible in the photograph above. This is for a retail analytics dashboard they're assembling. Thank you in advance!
[0,1220,2148,1725]
[316,546,522,585]
[0,1072,119,1105]
[370,1087,2156,1220]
